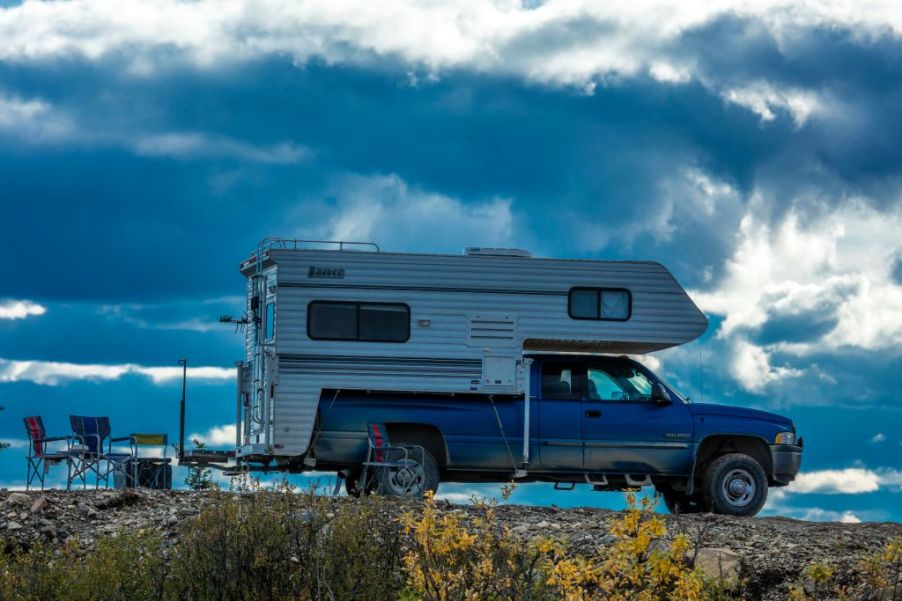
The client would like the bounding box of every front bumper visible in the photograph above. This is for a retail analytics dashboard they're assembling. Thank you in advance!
[770,443,803,484]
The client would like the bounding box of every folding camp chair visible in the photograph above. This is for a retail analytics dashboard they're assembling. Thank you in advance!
[67,416,131,490]
[128,433,172,489]
[23,416,70,490]
[359,424,427,497]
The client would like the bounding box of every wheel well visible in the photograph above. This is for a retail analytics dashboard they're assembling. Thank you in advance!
[384,423,449,467]
[694,435,771,480]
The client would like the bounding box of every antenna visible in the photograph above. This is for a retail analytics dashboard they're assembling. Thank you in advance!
[698,344,704,404]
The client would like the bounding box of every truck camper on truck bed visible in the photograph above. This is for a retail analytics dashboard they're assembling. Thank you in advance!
[202,238,802,517]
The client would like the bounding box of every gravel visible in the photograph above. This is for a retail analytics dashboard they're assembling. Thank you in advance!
[0,489,898,600]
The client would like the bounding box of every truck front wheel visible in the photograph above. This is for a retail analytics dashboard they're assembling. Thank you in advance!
[702,453,768,517]
[377,444,440,498]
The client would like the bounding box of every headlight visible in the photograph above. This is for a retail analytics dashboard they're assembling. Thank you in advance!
[775,431,796,445]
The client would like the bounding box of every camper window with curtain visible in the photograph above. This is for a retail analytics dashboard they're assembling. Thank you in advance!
[568,287,631,321]
[307,301,410,342]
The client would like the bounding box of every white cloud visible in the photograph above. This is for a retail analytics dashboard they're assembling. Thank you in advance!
[0,1,894,120]
[0,90,308,164]
[0,92,73,140]
[730,339,803,393]
[722,83,826,126]
[870,433,887,444]
[785,467,902,494]
[132,133,310,164]
[0,299,47,320]
[693,198,902,392]
[0,357,233,386]
[190,424,237,447]
[576,166,744,251]
[839,511,862,524]
[299,173,518,253]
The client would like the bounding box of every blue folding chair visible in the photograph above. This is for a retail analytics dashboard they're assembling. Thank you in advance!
[68,416,130,490]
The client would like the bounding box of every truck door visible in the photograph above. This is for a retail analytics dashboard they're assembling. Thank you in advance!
[582,360,693,475]
[537,361,584,469]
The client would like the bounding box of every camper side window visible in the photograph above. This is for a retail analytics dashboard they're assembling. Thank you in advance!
[307,301,410,342]
[568,287,631,321]
[264,302,275,340]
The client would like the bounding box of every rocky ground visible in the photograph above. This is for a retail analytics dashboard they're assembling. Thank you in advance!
[1,488,900,600]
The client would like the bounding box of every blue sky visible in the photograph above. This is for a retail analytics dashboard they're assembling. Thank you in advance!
[1,0,900,521]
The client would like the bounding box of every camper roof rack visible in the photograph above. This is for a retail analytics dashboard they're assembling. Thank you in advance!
[241,238,382,272]
[258,237,382,253]
[465,247,532,257]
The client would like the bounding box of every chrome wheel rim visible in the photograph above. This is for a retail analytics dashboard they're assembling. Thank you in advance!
[722,468,755,507]
[384,459,426,497]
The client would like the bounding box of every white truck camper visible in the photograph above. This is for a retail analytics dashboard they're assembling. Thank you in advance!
[225,238,708,471]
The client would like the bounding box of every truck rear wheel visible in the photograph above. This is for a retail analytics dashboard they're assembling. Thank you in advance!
[376,444,440,498]
[702,453,768,517]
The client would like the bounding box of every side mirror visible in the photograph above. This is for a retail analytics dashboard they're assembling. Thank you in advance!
[651,382,671,404]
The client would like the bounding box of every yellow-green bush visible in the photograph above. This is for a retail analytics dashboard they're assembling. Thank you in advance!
[401,490,707,601]
[789,537,902,601]
[0,532,165,601]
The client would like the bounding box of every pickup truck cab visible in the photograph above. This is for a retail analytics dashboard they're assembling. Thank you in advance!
[313,354,802,516]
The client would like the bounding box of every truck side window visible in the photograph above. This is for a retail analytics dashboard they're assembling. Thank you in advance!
[587,364,654,402]
[541,363,581,399]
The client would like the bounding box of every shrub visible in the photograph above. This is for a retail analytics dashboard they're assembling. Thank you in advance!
[0,532,165,601]
[165,484,405,601]
[401,490,707,601]
[401,491,551,600]
[789,537,901,601]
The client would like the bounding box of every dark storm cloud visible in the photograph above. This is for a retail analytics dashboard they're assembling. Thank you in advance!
[892,255,902,286]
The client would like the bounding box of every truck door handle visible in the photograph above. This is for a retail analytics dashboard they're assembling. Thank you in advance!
[584,410,602,418]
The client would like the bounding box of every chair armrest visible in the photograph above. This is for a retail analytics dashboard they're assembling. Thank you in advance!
[36,435,71,443]
[111,436,131,442]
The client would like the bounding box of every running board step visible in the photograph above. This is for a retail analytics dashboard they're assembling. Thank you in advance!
[625,474,653,487]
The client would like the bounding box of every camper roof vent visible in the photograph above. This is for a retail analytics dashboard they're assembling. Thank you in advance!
[465,247,532,258]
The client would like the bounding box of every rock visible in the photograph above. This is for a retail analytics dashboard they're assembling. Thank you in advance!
[6,521,23,531]
[166,514,179,526]
[6,493,30,507]
[30,495,48,514]
[693,547,742,590]
[40,525,58,539]
[647,538,669,555]
[598,534,617,545]
[867,586,902,601]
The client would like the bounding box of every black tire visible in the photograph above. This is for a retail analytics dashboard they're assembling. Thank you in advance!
[659,488,709,514]
[344,472,363,498]
[376,444,440,498]
[702,453,768,517]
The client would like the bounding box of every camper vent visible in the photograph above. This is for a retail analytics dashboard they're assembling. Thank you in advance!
[468,313,517,348]
[465,247,532,258]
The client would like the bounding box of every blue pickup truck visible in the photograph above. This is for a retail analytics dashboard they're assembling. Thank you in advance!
[312,354,802,516]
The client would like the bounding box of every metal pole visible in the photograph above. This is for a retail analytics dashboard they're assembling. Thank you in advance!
[235,362,244,453]
[178,358,187,463]
[521,357,533,467]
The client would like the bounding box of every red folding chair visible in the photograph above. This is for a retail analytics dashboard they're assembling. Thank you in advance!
[23,416,70,490]
[358,423,426,497]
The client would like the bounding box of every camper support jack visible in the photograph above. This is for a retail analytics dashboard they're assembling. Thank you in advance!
[520,357,533,476]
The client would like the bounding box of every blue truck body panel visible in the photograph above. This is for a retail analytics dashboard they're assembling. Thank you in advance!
[313,356,801,487]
